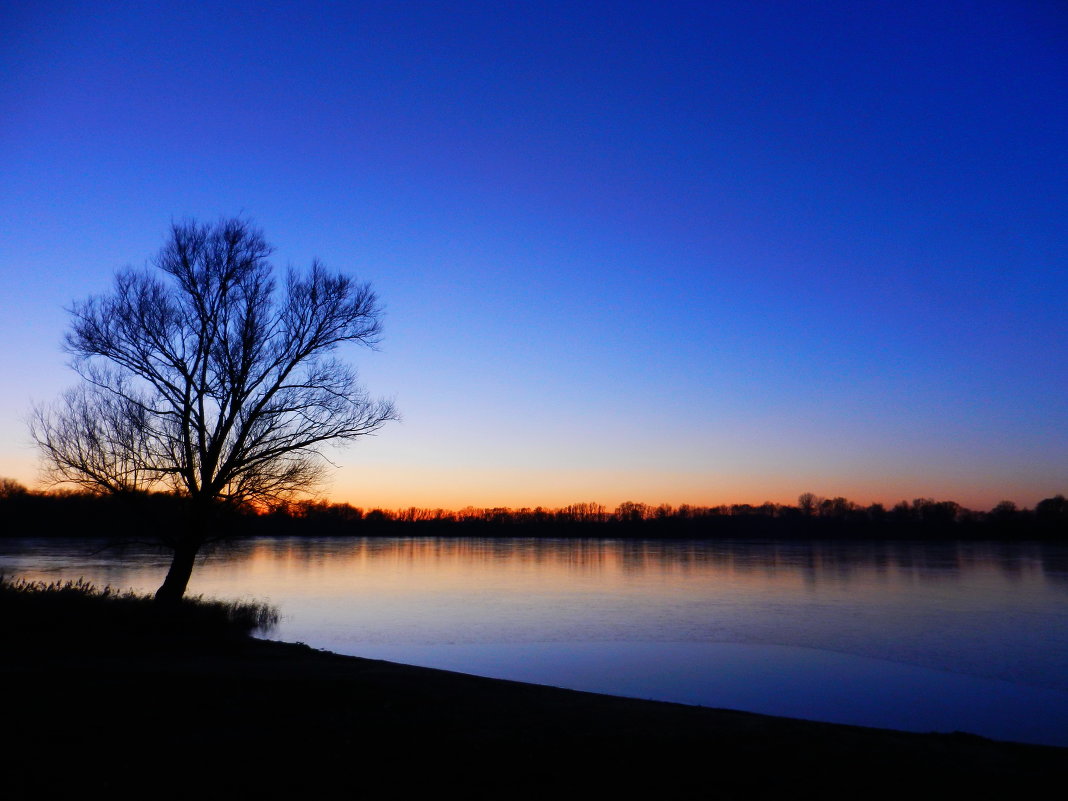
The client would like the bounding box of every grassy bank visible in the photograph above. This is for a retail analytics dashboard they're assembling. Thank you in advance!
[1,575,278,641]
[2,579,1064,799]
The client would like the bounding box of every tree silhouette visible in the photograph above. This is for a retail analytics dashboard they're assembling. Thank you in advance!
[31,218,396,601]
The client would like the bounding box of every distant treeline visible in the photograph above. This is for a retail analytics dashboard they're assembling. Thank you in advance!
[3,478,1066,541]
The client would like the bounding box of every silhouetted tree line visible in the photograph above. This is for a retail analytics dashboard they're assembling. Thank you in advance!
[0,478,260,543]
[3,478,1066,542]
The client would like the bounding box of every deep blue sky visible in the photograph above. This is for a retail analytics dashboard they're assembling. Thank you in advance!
[2,1,1066,509]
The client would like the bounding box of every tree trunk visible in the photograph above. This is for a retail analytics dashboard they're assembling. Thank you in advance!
[155,541,199,604]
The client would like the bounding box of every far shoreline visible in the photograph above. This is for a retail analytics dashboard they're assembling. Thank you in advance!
[3,484,1066,543]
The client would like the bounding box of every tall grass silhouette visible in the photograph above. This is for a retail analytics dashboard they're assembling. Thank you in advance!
[2,575,278,639]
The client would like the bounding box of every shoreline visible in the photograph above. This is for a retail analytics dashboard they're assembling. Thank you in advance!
[6,632,1064,798]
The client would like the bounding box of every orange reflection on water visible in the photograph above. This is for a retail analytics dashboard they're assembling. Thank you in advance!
[189,537,1057,609]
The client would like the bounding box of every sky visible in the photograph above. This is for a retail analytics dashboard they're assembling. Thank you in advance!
[1,1,1066,511]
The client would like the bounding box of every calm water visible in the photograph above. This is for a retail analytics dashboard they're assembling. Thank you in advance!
[4,536,1068,746]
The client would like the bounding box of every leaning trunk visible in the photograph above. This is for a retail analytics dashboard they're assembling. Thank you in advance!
[155,496,215,604]
[155,540,199,604]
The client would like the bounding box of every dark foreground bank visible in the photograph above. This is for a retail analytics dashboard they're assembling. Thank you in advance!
[3,582,1065,799]
[5,644,1066,797]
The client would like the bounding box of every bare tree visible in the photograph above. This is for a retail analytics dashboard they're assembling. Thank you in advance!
[31,218,396,602]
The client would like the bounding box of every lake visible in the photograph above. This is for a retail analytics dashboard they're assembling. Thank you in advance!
[4,536,1067,746]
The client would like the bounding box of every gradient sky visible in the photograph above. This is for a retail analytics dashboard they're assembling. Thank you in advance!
[2,1,1066,510]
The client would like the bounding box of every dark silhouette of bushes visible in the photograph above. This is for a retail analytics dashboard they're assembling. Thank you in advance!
[1,575,278,641]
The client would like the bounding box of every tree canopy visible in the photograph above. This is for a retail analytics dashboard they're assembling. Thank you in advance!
[32,218,396,599]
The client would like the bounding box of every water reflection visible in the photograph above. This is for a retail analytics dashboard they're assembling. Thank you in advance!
[2,537,1067,744]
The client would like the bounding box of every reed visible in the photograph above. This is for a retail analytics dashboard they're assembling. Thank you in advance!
[1,574,278,640]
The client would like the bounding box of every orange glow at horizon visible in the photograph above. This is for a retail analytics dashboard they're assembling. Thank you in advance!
[324,465,1060,514]
[1,453,1061,514]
